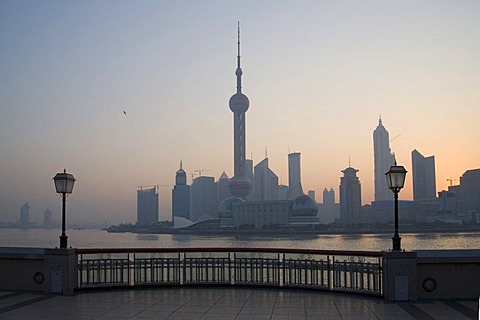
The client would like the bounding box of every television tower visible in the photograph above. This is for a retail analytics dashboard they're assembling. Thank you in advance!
[228,22,251,199]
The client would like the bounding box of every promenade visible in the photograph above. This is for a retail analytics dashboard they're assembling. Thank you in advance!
[0,288,477,320]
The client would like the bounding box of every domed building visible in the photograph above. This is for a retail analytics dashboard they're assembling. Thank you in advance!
[291,195,318,217]
[289,195,319,226]
[218,196,245,228]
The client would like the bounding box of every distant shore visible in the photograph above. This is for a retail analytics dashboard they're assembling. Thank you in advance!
[105,225,480,236]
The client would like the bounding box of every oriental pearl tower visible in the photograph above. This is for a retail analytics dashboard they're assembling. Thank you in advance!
[228,23,251,199]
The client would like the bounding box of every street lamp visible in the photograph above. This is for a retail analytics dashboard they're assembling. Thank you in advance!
[53,169,76,248]
[385,163,407,251]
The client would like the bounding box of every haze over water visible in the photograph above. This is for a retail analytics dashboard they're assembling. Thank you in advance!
[0,229,478,252]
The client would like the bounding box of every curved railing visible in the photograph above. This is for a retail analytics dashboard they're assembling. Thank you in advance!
[75,248,383,296]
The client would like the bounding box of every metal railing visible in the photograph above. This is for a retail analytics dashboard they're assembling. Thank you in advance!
[76,248,383,296]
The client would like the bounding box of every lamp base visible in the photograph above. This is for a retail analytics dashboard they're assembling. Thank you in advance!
[392,236,402,251]
[59,235,68,248]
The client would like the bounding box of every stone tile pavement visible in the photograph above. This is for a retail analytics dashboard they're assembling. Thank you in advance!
[0,288,478,320]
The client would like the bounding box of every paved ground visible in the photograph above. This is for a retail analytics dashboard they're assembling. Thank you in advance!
[0,288,478,320]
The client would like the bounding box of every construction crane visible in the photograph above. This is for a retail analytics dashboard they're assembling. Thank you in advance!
[389,134,401,143]
[446,178,458,186]
[194,169,212,176]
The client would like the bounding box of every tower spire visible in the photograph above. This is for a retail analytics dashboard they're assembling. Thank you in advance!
[236,21,242,94]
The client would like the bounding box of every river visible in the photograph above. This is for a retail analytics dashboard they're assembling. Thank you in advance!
[0,228,479,251]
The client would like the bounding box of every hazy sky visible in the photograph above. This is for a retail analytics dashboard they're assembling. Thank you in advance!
[1,1,479,224]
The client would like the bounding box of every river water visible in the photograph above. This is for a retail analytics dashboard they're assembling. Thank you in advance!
[0,228,479,251]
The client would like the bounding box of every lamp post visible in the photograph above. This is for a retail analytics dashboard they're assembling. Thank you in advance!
[385,163,407,251]
[53,169,76,248]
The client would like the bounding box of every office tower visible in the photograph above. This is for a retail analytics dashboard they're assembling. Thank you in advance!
[228,23,252,199]
[137,186,159,226]
[322,187,337,223]
[43,208,53,226]
[458,169,480,215]
[340,167,362,222]
[172,161,191,221]
[278,184,289,200]
[373,117,396,202]
[308,190,316,201]
[254,158,279,201]
[217,171,231,205]
[244,159,254,201]
[286,152,304,200]
[20,202,30,226]
[323,188,335,205]
[190,176,218,222]
[411,149,436,201]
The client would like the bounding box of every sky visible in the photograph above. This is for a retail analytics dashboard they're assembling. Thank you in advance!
[1,1,479,225]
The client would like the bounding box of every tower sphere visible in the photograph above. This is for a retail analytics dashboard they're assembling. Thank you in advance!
[228,175,252,198]
[229,93,250,113]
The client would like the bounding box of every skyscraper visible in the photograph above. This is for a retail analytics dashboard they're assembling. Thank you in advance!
[411,149,436,201]
[340,167,362,222]
[254,158,279,201]
[286,152,304,200]
[137,186,159,226]
[20,202,30,226]
[228,23,251,199]
[43,208,53,226]
[172,161,190,221]
[373,117,396,202]
[217,171,231,205]
[190,176,218,222]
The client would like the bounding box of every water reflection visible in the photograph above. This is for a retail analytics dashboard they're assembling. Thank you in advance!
[136,234,159,241]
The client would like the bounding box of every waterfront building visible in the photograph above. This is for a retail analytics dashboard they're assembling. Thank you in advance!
[43,208,53,227]
[373,117,396,202]
[172,161,190,222]
[412,149,436,201]
[137,186,159,226]
[228,24,252,200]
[232,200,290,228]
[286,152,304,200]
[190,176,218,222]
[340,166,362,223]
[254,158,279,201]
[20,202,30,226]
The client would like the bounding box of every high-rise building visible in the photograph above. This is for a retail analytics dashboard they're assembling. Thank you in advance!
[323,188,335,205]
[217,171,231,205]
[190,176,218,222]
[254,158,279,201]
[20,202,30,226]
[137,186,159,226]
[373,117,396,202]
[340,167,362,222]
[411,149,436,201]
[286,152,304,200]
[244,159,254,201]
[278,184,289,200]
[321,187,337,223]
[228,23,252,199]
[458,168,480,216]
[308,190,316,201]
[172,161,190,222]
[43,208,53,226]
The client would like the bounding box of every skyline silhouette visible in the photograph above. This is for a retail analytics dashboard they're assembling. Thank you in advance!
[1,1,479,224]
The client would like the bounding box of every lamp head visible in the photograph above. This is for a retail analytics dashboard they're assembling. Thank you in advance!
[53,169,76,194]
[385,163,407,193]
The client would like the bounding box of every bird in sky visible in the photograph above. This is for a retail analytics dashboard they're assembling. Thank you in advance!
[123,111,126,115]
